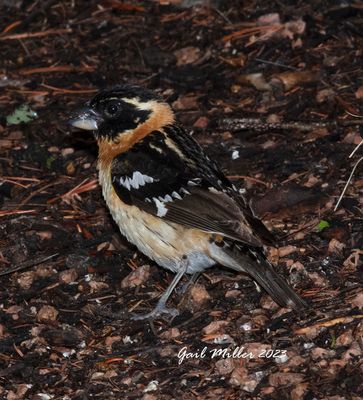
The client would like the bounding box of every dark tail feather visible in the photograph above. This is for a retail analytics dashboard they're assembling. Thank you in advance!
[247,250,307,311]
[214,244,307,311]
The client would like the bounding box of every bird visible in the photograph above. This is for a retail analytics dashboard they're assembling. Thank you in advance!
[69,84,307,320]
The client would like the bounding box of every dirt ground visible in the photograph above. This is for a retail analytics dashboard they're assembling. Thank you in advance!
[0,1,362,399]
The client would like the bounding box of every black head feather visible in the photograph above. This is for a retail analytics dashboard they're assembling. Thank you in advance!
[90,84,162,106]
[70,84,163,140]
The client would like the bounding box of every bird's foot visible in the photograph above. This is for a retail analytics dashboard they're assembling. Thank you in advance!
[131,259,188,321]
[131,301,179,321]
[177,272,200,295]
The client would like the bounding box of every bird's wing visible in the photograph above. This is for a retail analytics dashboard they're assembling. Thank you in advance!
[111,126,274,247]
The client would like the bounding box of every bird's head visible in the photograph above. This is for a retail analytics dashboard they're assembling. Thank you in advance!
[69,85,174,146]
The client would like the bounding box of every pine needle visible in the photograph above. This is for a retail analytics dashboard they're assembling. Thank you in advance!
[334,138,363,211]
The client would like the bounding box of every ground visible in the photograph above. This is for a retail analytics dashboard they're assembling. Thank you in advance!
[0,1,362,399]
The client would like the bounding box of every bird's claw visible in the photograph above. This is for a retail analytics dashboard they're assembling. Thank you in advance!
[131,304,179,321]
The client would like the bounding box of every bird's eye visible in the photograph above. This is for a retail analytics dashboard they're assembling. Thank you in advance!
[104,101,121,118]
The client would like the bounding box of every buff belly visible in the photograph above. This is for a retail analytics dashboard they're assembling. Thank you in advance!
[99,173,216,274]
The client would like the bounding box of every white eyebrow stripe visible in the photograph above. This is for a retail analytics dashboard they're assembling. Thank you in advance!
[121,98,159,111]
[99,97,121,102]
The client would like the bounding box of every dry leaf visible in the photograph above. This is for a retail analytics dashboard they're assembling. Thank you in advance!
[59,268,78,284]
[269,372,304,386]
[37,305,59,323]
[189,283,211,306]
[355,86,363,99]
[174,46,201,66]
[237,73,271,91]
[271,70,319,91]
[202,320,229,335]
[159,327,181,339]
[215,358,235,375]
[121,264,150,288]
[193,116,209,129]
[328,238,345,254]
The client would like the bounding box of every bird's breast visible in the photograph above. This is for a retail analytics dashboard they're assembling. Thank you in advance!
[98,165,215,273]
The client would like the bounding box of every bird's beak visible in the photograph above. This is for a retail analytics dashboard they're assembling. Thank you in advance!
[69,108,100,131]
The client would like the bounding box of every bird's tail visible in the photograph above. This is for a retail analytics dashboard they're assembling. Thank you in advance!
[210,243,307,311]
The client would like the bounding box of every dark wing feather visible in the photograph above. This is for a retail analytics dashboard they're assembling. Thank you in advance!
[232,195,275,245]
[162,187,262,246]
[111,126,273,247]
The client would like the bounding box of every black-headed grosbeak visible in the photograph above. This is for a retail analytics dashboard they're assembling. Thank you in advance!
[70,84,307,320]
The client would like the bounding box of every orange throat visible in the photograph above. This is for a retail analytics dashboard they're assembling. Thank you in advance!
[97,101,175,172]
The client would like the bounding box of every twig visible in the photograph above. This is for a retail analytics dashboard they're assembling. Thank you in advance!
[1,176,40,182]
[345,110,363,118]
[1,179,29,189]
[40,84,97,94]
[254,57,298,71]
[0,28,72,40]
[334,156,363,211]
[334,138,363,211]
[13,90,50,96]
[0,253,59,276]
[295,315,363,335]
[1,0,60,35]
[16,181,60,210]
[349,138,363,158]
[19,65,95,75]
[222,25,283,42]
[212,7,232,24]
[220,118,363,133]
[281,171,310,184]
[0,209,35,217]
[279,218,320,240]
[227,175,269,187]
[1,21,22,34]
[18,39,31,57]
[48,179,98,204]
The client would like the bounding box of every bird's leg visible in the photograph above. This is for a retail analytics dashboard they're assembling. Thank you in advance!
[131,257,189,321]
[178,272,201,294]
